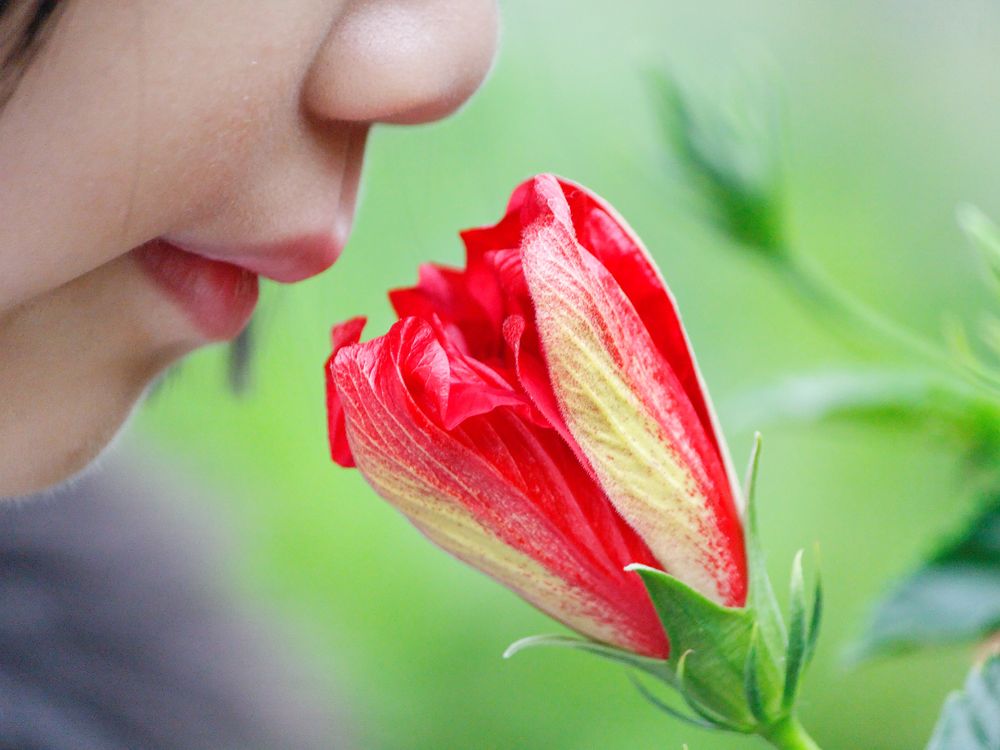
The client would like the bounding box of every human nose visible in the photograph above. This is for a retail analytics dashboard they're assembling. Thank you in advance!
[302,0,500,126]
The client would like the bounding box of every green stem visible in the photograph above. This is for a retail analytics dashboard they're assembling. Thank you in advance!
[773,254,1000,403]
[761,716,823,750]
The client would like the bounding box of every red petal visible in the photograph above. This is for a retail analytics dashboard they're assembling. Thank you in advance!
[332,317,668,656]
[390,263,503,361]
[405,316,532,430]
[326,317,368,467]
[558,176,741,508]
[519,174,747,606]
[328,174,749,650]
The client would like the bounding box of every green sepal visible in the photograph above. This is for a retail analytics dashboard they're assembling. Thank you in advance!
[504,435,825,741]
[744,434,787,664]
[782,550,808,710]
[675,649,753,732]
[627,673,717,730]
[805,567,823,668]
[744,624,770,723]
[626,563,782,729]
[648,70,787,258]
[503,634,674,685]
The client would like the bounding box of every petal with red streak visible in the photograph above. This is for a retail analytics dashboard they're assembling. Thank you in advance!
[327,316,367,467]
[332,317,668,656]
[519,174,747,606]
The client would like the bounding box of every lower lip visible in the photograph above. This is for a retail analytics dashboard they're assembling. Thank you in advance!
[134,239,259,341]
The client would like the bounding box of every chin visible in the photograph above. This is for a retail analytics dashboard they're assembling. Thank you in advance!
[0,256,203,499]
[1,356,177,499]
[21,405,136,501]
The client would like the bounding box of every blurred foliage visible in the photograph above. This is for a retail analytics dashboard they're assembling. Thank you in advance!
[959,205,1000,293]
[135,1,1000,748]
[729,369,1000,454]
[926,654,1000,750]
[853,495,1000,661]
[649,72,786,257]
[655,37,1000,728]
[656,59,1000,410]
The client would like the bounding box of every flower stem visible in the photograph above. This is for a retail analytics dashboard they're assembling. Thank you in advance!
[773,254,1000,403]
[761,716,823,750]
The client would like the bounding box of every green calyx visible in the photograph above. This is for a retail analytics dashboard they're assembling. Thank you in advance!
[628,434,823,737]
[505,434,824,748]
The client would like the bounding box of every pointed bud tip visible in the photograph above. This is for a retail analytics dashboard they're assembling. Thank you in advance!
[624,563,655,573]
[502,636,535,660]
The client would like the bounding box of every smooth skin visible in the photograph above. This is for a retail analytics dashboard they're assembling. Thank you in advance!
[0,0,499,495]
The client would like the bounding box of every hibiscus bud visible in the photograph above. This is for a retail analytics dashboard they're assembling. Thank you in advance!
[327,174,748,660]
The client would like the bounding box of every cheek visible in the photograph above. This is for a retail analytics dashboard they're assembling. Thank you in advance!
[0,0,332,312]
[0,32,144,311]
[0,0,345,496]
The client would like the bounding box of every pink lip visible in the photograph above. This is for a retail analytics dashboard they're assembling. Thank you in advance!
[180,233,345,284]
[135,232,345,340]
[135,239,259,341]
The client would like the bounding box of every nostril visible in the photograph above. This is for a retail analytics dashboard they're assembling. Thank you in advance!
[302,0,499,126]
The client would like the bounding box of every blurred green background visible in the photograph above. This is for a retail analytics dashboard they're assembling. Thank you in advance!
[136,2,1000,747]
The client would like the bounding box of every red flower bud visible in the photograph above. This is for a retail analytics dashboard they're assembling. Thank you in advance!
[327,174,747,658]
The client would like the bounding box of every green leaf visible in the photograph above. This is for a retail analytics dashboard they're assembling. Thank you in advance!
[728,369,1000,454]
[730,369,998,428]
[926,655,1000,750]
[502,634,673,684]
[853,493,1000,660]
[626,563,781,728]
[648,71,786,257]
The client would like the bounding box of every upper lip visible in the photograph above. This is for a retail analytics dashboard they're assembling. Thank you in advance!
[167,232,345,283]
[163,126,367,284]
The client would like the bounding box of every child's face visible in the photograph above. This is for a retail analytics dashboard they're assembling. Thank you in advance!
[0,0,499,495]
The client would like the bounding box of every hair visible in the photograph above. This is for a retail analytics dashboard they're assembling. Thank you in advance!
[0,0,60,105]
